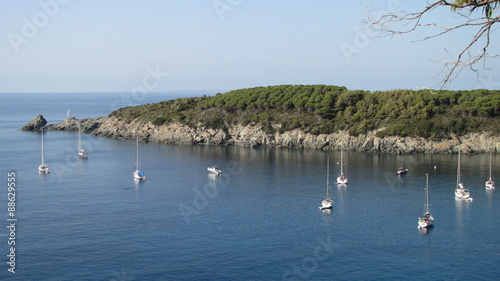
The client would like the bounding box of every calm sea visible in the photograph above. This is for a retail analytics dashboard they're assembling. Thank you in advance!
[0,93,499,281]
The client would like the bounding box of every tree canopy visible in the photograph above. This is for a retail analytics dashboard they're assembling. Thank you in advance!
[110,85,500,139]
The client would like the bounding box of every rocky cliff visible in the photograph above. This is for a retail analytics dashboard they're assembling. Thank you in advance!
[21,114,47,131]
[27,115,499,154]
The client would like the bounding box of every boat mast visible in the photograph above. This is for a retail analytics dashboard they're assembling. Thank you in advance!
[425,173,429,214]
[340,149,344,175]
[457,149,461,188]
[326,155,330,199]
[135,139,139,171]
[489,153,493,181]
[78,126,81,151]
[41,129,45,165]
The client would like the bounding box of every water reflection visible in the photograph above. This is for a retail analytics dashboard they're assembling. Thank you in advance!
[77,156,88,174]
[454,197,473,209]
[336,183,347,218]
[486,187,494,202]
[208,173,219,182]
[454,198,472,234]
[133,178,146,192]
[418,225,434,235]
[321,208,333,228]
[321,209,332,216]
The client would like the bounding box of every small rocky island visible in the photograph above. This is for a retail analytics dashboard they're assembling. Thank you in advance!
[21,114,47,131]
[22,85,500,154]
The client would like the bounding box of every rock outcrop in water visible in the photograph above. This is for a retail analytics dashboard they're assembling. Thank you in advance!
[23,116,499,154]
[21,114,47,131]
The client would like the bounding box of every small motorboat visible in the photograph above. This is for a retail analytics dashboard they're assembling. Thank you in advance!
[207,166,222,175]
[396,167,408,175]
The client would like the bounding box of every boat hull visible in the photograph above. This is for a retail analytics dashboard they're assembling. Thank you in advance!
[454,188,471,199]
[418,220,433,229]
[336,176,348,184]
[38,165,50,174]
[78,149,89,158]
[207,167,222,175]
[38,164,49,173]
[396,169,408,175]
[319,199,333,210]
[134,170,146,181]
[418,215,434,229]
[485,180,495,189]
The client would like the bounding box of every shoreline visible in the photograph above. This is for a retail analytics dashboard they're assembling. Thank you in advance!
[23,115,500,154]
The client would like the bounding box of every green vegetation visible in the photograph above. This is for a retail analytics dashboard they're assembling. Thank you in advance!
[109,85,500,139]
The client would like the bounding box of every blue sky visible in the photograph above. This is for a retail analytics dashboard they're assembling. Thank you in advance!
[1,0,499,93]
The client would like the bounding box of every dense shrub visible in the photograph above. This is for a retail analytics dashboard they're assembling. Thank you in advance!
[109,85,500,138]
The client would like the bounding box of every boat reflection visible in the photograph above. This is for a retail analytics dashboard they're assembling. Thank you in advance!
[486,187,494,200]
[455,197,472,208]
[336,183,346,218]
[418,225,433,235]
[455,197,471,234]
[321,208,332,215]
[208,173,219,181]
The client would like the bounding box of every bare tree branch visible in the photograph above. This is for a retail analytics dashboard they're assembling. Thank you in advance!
[367,0,500,91]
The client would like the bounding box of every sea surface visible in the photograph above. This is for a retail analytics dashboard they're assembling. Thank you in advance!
[0,93,499,281]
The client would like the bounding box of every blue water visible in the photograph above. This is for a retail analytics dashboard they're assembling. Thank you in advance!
[0,93,499,280]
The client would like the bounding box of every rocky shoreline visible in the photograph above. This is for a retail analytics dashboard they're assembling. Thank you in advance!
[22,115,500,154]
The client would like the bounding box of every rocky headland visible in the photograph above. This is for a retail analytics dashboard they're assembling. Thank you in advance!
[22,115,500,154]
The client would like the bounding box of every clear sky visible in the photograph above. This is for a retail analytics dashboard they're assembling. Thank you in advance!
[1,0,499,93]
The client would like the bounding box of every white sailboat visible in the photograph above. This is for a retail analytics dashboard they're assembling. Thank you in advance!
[336,149,348,184]
[133,139,146,181]
[454,149,471,200]
[319,156,333,210]
[485,153,495,189]
[77,126,89,159]
[38,128,50,173]
[418,174,434,229]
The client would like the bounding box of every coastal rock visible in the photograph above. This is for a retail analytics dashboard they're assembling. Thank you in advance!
[21,114,47,131]
[22,115,500,154]
[43,117,105,133]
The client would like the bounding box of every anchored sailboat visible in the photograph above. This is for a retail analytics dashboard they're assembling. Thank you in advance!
[133,139,146,181]
[77,126,88,159]
[485,153,495,189]
[418,174,434,229]
[38,128,49,173]
[454,149,471,200]
[319,156,333,210]
[336,149,348,184]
